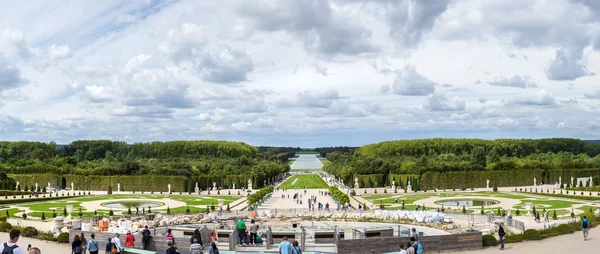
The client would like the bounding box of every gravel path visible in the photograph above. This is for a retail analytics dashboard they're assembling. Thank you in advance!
[447,226,599,253]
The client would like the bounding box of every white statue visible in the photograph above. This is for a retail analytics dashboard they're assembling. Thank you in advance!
[71,182,74,191]
[168,183,171,193]
[15,182,19,191]
[533,178,536,186]
[590,176,594,187]
[248,179,253,191]
[559,176,562,186]
[392,180,396,190]
[35,182,38,192]
[486,179,490,189]
[48,182,51,189]
[212,182,217,191]
[233,183,236,190]
[571,177,574,187]
[117,183,120,192]
[194,182,200,194]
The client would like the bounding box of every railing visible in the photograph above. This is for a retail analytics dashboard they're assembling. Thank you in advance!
[398,225,411,237]
[506,217,526,231]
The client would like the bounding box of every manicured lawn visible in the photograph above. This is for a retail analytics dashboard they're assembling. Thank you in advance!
[513,199,584,209]
[0,208,21,217]
[13,194,242,219]
[278,174,329,189]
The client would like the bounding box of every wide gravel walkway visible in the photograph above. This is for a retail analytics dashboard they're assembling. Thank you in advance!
[447,226,599,253]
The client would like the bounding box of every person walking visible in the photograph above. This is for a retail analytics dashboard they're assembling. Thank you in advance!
[278,237,291,254]
[88,233,100,254]
[189,238,202,254]
[125,231,135,248]
[190,229,202,247]
[80,233,88,254]
[141,226,151,250]
[112,233,122,254]
[249,219,258,246]
[498,223,506,250]
[582,215,591,241]
[72,235,83,254]
[105,238,115,254]
[237,219,246,247]
[208,242,219,254]
[291,241,302,254]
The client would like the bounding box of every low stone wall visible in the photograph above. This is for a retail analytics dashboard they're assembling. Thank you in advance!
[336,231,482,254]
[70,227,210,253]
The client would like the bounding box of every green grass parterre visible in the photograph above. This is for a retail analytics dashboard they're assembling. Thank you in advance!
[278,174,329,189]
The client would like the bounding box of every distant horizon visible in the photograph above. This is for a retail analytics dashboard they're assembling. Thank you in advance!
[2,137,598,149]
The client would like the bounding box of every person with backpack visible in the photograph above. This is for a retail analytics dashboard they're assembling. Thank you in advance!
[88,233,99,254]
[104,238,114,254]
[409,237,423,254]
[582,215,591,241]
[112,234,121,254]
[498,223,506,250]
[291,241,302,254]
[141,226,151,250]
[0,229,24,254]
[71,235,82,254]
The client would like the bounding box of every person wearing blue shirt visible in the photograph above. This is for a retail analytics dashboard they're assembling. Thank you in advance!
[87,233,99,254]
[279,236,292,254]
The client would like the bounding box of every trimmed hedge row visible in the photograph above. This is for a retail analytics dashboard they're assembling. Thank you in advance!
[353,174,386,188]
[525,192,600,201]
[0,195,80,205]
[420,170,543,189]
[246,186,274,206]
[506,212,598,243]
[9,174,188,192]
[329,186,350,207]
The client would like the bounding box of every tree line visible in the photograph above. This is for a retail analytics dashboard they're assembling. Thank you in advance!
[324,138,600,187]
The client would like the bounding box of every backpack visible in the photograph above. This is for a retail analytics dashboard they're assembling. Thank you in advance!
[415,242,423,254]
[143,230,150,240]
[582,219,589,228]
[499,227,506,237]
[2,243,18,254]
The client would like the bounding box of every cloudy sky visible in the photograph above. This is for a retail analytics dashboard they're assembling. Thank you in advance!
[1,0,600,147]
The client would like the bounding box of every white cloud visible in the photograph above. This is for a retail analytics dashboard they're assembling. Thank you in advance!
[488,75,537,89]
[509,89,556,106]
[0,0,600,144]
[424,93,465,111]
[387,65,437,96]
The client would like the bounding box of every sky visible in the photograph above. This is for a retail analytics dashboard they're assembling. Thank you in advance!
[0,0,600,147]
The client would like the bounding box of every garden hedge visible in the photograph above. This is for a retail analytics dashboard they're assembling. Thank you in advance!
[482,234,497,246]
[9,174,188,192]
[246,186,274,206]
[420,170,543,189]
[329,186,350,207]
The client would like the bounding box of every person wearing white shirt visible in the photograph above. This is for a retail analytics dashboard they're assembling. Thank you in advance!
[0,229,25,254]
[113,233,122,254]
[399,244,408,254]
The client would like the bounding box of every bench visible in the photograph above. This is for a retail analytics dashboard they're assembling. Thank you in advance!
[122,247,157,254]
